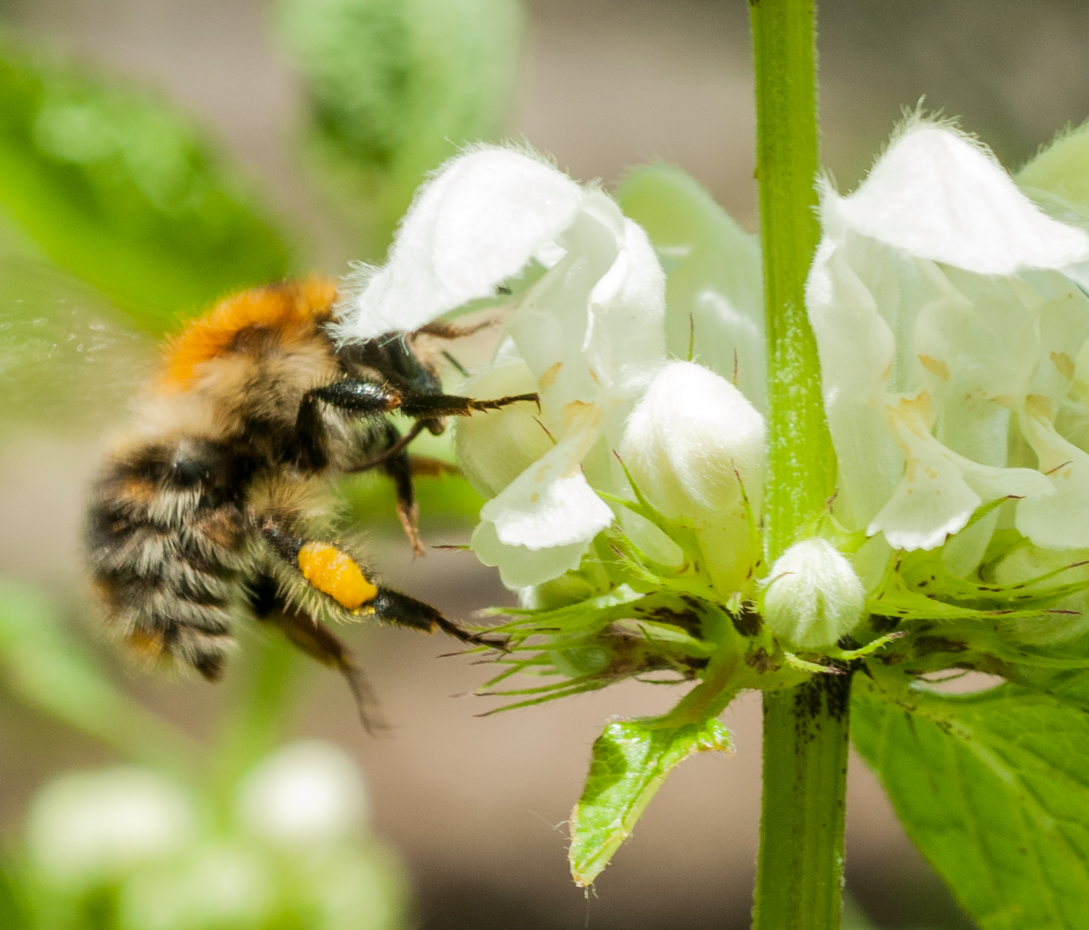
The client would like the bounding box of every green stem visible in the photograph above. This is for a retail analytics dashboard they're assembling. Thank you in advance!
[749,1,848,927]
[753,674,852,930]
[750,0,833,563]
[210,632,299,801]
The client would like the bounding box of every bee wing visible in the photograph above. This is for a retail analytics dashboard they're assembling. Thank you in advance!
[0,257,155,427]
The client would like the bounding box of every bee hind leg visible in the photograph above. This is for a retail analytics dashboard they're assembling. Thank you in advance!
[368,588,508,651]
[246,573,387,734]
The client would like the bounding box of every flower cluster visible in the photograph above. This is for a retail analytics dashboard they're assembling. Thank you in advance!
[25,743,405,930]
[337,120,1089,714]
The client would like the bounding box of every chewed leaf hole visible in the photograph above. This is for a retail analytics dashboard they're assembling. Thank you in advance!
[915,671,1005,695]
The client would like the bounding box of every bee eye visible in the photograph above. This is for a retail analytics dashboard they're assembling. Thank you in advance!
[169,453,209,487]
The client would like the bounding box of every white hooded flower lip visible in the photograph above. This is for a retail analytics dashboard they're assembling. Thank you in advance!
[334,146,583,342]
[834,124,1089,275]
[808,120,1089,557]
[338,145,667,588]
[620,361,765,524]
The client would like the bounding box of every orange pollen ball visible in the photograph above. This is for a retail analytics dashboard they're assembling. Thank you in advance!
[297,543,377,610]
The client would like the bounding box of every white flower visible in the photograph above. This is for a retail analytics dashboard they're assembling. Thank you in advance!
[338,145,667,587]
[27,766,195,887]
[119,843,272,930]
[235,740,368,848]
[807,120,1089,568]
[762,539,864,649]
[620,361,765,595]
[617,165,766,411]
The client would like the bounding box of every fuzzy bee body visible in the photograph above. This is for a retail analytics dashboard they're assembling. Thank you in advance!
[84,279,531,716]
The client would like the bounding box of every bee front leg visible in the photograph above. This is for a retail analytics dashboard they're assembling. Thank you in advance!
[293,378,403,471]
[396,390,539,420]
[306,378,538,422]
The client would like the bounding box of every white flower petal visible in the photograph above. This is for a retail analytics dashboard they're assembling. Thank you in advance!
[478,402,612,549]
[28,767,194,886]
[453,359,553,499]
[1016,403,1089,548]
[338,147,582,340]
[235,741,367,847]
[867,395,1052,550]
[835,124,1089,275]
[807,236,904,530]
[617,163,766,410]
[620,361,764,523]
[470,519,590,588]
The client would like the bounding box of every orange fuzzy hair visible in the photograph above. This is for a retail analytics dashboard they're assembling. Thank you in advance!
[157,278,339,392]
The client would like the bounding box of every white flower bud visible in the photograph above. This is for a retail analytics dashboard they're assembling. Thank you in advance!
[27,767,194,887]
[454,359,552,500]
[236,741,368,848]
[620,361,765,524]
[620,361,765,596]
[762,539,865,649]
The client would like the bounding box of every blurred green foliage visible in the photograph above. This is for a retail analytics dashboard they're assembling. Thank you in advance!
[0,32,290,332]
[275,0,523,255]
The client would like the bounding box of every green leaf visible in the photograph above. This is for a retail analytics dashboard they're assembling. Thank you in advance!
[0,859,29,930]
[569,717,733,887]
[1018,119,1089,228]
[0,33,290,331]
[276,0,523,254]
[0,579,197,772]
[853,676,1089,929]
[617,165,766,410]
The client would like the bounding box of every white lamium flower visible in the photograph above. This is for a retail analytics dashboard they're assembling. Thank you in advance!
[338,145,667,588]
[807,119,1089,567]
[618,165,766,412]
[236,740,368,848]
[27,766,195,888]
[454,353,553,500]
[620,361,765,596]
[762,539,864,649]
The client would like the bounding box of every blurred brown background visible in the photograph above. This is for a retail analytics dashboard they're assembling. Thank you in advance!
[2,0,1089,927]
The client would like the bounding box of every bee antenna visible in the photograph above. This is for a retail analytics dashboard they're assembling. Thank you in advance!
[441,350,469,377]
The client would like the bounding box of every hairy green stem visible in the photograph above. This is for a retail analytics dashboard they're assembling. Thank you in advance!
[753,675,852,930]
[749,1,848,928]
[750,0,833,562]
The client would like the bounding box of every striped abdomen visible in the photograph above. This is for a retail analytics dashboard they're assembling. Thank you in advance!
[84,439,249,680]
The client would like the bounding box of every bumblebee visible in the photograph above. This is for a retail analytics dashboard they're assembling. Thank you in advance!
[84,278,533,722]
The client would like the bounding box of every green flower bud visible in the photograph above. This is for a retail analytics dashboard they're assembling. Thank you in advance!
[762,539,864,649]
